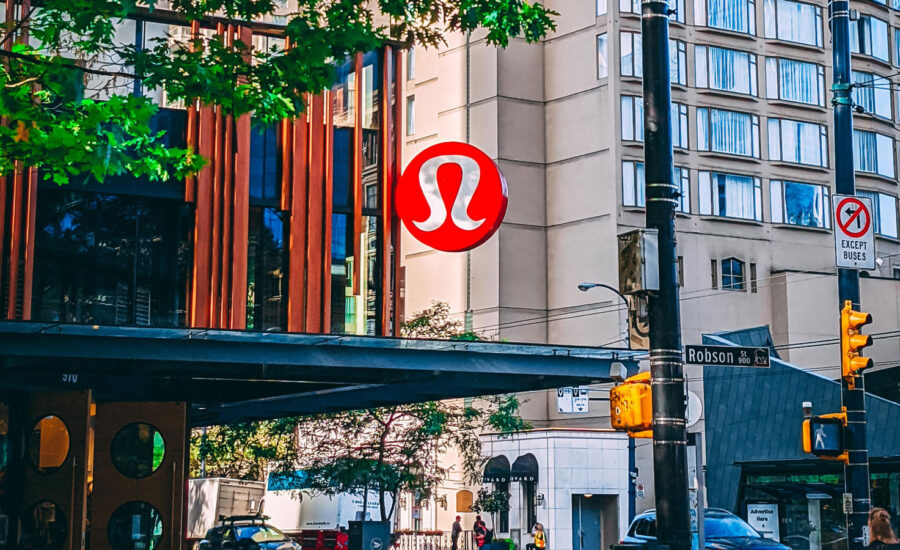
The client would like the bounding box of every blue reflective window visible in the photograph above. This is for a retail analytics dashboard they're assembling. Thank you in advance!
[770,180,830,228]
[767,118,828,167]
[851,15,889,62]
[763,0,822,46]
[853,130,895,178]
[695,45,757,95]
[695,0,756,34]
[765,57,825,106]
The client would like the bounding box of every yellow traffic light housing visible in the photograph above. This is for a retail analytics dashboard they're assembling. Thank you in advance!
[802,409,848,463]
[841,300,873,389]
[610,372,653,438]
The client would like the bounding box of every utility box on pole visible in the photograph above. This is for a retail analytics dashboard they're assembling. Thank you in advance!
[618,229,660,295]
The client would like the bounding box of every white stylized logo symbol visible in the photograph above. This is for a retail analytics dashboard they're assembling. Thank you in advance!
[414,155,485,232]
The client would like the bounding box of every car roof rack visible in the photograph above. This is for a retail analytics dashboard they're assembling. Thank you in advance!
[219,515,270,525]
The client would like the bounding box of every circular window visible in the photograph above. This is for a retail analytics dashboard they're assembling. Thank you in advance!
[28,416,70,474]
[108,502,164,550]
[110,423,166,479]
[22,500,68,550]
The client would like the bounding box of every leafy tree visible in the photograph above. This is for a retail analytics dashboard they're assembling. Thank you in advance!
[189,417,299,480]
[471,487,512,529]
[1,0,556,184]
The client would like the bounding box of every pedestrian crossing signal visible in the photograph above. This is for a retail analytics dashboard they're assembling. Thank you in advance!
[841,300,873,389]
[610,372,653,438]
[802,411,847,463]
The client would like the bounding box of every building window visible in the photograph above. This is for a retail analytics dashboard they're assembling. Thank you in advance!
[853,129,895,178]
[620,0,640,14]
[622,0,684,22]
[677,256,685,287]
[620,32,684,84]
[858,191,899,238]
[763,0,822,47]
[671,39,688,85]
[711,259,718,289]
[622,161,690,214]
[767,118,828,167]
[750,263,758,293]
[721,258,746,291]
[765,57,825,106]
[695,45,758,96]
[247,208,289,331]
[597,34,608,78]
[406,96,415,135]
[670,0,686,22]
[598,0,607,16]
[621,96,643,142]
[620,96,688,148]
[697,108,760,158]
[699,171,763,221]
[894,29,900,67]
[407,48,415,80]
[695,0,756,34]
[770,180,831,228]
[851,15,889,63]
[852,71,892,120]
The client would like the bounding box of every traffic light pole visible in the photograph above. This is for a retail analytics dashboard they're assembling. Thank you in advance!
[831,1,872,548]
[642,0,691,548]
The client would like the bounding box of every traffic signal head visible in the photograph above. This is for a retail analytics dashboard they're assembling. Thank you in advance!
[610,372,653,436]
[802,412,847,463]
[841,300,873,388]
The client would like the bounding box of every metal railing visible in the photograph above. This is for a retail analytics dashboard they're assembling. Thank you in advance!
[395,531,480,550]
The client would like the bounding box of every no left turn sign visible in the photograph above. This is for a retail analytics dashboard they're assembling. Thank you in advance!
[833,195,875,270]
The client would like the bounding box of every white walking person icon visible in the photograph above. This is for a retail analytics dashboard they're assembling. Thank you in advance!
[815,423,827,449]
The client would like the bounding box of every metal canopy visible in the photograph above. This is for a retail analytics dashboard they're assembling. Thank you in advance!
[0,322,640,426]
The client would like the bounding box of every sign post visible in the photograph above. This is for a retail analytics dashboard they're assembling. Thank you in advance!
[833,195,875,270]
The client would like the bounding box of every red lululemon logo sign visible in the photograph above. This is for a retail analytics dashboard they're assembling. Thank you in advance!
[397,142,508,252]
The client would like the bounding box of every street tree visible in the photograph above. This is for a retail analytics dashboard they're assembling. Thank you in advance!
[1,0,556,184]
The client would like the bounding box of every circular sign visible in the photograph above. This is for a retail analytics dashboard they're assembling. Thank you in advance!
[836,197,871,239]
[397,142,508,252]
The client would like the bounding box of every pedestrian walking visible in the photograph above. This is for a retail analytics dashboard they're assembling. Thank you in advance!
[474,516,487,548]
[452,516,462,550]
[869,508,900,550]
[526,523,546,550]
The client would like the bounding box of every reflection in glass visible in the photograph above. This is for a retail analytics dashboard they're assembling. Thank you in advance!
[111,423,166,479]
[33,189,192,328]
[0,403,8,482]
[28,416,70,474]
[22,501,67,550]
[108,502,163,550]
[247,208,288,331]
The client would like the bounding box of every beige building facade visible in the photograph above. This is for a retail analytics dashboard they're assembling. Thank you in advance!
[399,0,900,545]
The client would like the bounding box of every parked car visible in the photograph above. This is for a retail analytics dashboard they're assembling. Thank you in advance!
[623,509,792,550]
[198,515,301,550]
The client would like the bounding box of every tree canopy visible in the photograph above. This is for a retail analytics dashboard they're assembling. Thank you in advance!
[0,0,556,184]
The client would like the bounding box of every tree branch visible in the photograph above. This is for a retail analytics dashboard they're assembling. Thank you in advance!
[0,48,137,79]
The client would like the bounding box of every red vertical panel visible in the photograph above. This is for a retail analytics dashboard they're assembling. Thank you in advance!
[229,26,253,330]
[184,20,201,203]
[0,176,6,301]
[280,118,293,212]
[208,24,225,327]
[6,165,23,319]
[20,167,37,320]
[352,53,363,296]
[220,112,234,328]
[322,92,334,333]
[379,47,392,336]
[190,105,215,327]
[286,116,309,332]
[392,48,404,335]
[305,95,325,333]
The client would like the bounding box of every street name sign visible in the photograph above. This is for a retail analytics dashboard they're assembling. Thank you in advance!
[684,345,770,367]
[833,195,876,270]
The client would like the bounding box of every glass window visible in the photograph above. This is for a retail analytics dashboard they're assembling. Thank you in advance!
[246,208,288,332]
[767,118,828,167]
[770,180,831,228]
[33,187,192,329]
[622,161,691,213]
[852,71,892,120]
[695,45,758,95]
[23,501,67,550]
[853,129,895,178]
[695,0,756,34]
[598,34,608,78]
[671,0,686,22]
[108,502,164,550]
[851,15,889,62]
[407,47,415,80]
[620,97,688,148]
[763,0,822,46]
[697,108,760,158]
[671,39,688,85]
[330,213,382,335]
[28,416,70,474]
[765,57,825,106]
[722,258,746,290]
[895,29,900,67]
[699,171,763,221]
[598,0,607,15]
[620,31,643,77]
[406,96,415,135]
[672,102,689,149]
[233,526,290,542]
[620,0,640,14]
[621,0,684,21]
[111,423,166,480]
[859,191,899,238]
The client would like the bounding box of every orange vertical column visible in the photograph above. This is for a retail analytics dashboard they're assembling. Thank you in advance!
[352,53,363,296]
[219,25,235,328]
[190,103,215,327]
[379,46,393,336]
[229,26,253,330]
[286,113,309,332]
[322,92,334,333]
[21,167,38,319]
[305,95,325,332]
[6,167,24,319]
[279,39,293,213]
[0,174,6,303]
[392,48,404,335]
[208,23,225,327]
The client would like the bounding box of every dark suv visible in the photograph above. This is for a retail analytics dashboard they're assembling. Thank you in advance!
[199,516,300,550]
[623,509,791,550]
